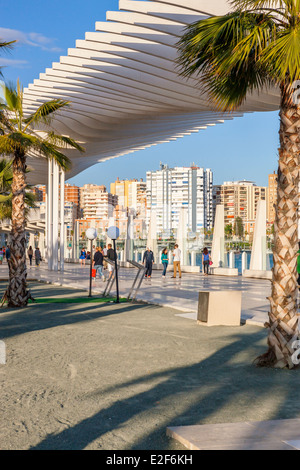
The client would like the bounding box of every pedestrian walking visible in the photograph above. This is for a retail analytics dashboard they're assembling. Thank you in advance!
[107,243,116,280]
[79,248,86,266]
[2,247,5,261]
[202,247,211,275]
[172,244,181,278]
[0,247,3,265]
[93,247,105,282]
[143,247,154,278]
[35,247,42,266]
[27,246,33,266]
[161,248,168,278]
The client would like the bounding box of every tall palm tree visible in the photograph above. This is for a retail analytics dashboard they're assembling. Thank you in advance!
[0,81,84,307]
[178,0,300,369]
[0,158,37,220]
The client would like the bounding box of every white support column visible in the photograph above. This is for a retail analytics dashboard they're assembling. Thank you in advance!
[39,232,45,259]
[177,207,188,266]
[47,159,53,271]
[242,251,247,273]
[147,210,157,262]
[229,251,235,269]
[60,168,65,272]
[211,205,225,268]
[250,199,267,271]
[52,161,59,271]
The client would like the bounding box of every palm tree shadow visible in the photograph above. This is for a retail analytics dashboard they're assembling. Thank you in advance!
[0,301,150,340]
[30,329,287,450]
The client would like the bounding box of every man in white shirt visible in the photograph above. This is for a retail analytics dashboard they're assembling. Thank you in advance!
[172,244,182,278]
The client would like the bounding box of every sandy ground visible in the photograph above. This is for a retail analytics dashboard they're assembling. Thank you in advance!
[0,282,300,450]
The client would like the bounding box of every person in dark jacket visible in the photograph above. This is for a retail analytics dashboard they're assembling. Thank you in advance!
[143,247,154,278]
[35,247,42,266]
[107,244,116,280]
[93,247,105,281]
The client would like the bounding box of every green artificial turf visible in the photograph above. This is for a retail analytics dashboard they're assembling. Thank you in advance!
[28,297,128,304]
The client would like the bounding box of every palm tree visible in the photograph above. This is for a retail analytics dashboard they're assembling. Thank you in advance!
[0,81,84,307]
[0,158,38,220]
[178,0,300,369]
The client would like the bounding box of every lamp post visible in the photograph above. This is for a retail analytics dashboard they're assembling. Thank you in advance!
[86,227,97,297]
[107,226,120,303]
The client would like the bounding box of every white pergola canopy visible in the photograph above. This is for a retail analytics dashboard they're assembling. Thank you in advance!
[23,0,280,184]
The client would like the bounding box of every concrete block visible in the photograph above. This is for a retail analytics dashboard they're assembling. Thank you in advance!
[243,269,272,280]
[197,291,242,326]
[210,267,239,276]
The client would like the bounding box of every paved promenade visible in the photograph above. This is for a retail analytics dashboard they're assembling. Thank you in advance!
[2,263,300,450]
[1,281,300,450]
[0,262,271,327]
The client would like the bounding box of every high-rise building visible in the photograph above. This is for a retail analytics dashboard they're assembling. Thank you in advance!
[110,178,147,216]
[35,183,82,218]
[80,184,118,219]
[146,164,213,235]
[213,180,267,231]
[33,186,44,202]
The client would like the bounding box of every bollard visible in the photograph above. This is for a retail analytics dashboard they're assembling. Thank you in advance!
[0,341,6,365]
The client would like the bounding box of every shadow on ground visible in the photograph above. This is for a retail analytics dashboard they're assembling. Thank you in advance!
[0,282,298,450]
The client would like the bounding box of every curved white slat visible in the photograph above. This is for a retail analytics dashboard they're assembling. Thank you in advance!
[23,0,279,184]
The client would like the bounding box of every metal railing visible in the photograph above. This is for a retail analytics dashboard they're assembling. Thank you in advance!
[102,258,117,298]
[127,260,146,301]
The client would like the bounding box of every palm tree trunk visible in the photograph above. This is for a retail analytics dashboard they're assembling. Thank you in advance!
[256,83,300,369]
[7,153,30,307]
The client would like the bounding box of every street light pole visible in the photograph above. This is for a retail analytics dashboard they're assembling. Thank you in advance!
[107,226,120,304]
[88,239,93,298]
[86,227,97,298]
[113,239,120,304]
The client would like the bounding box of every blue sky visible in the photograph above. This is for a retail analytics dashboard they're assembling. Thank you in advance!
[1,0,279,188]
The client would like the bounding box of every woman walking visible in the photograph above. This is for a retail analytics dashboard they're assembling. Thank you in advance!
[27,246,33,266]
[202,247,211,276]
[161,248,168,278]
[79,248,86,266]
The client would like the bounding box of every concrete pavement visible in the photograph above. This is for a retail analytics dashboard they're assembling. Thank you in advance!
[0,262,271,327]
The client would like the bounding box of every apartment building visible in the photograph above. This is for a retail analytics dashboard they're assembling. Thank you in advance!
[80,184,118,219]
[110,178,147,216]
[146,164,213,236]
[213,180,267,231]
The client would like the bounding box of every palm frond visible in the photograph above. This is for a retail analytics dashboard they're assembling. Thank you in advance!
[0,159,13,191]
[38,141,72,171]
[46,132,85,153]
[0,194,12,203]
[260,25,300,82]
[0,40,16,78]
[177,11,276,111]
[0,40,16,50]
[23,99,70,130]
[1,82,22,115]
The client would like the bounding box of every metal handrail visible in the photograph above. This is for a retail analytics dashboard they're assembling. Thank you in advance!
[102,258,119,297]
[127,259,146,301]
